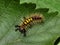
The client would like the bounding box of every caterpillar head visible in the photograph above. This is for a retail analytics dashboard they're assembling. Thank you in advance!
[15,25,24,33]
[15,25,26,36]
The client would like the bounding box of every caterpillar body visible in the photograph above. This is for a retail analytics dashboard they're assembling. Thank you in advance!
[15,13,44,37]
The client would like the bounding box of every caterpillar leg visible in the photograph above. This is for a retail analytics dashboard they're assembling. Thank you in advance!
[29,24,33,28]
[27,23,33,28]
[23,29,26,37]
[23,32,26,37]
[15,28,19,31]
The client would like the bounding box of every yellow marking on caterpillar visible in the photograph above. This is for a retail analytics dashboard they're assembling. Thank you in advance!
[26,20,29,23]
[30,18,32,21]
[24,22,27,24]
[24,18,33,25]
[28,19,31,22]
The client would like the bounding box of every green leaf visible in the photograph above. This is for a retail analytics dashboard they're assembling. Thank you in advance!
[0,0,60,45]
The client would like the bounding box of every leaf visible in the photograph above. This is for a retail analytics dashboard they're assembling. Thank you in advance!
[0,0,60,45]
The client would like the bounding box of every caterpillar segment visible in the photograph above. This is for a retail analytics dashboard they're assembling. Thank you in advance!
[15,13,44,37]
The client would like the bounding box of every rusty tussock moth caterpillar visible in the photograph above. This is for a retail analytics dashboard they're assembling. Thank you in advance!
[15,13,45,37]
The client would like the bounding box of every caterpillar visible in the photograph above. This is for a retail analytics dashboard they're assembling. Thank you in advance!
[15,13,44,37]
